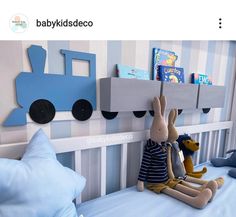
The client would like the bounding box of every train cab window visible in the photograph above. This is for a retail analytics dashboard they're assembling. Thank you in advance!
[72,59,90,77]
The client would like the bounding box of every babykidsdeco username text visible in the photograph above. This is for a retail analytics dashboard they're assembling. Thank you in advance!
[36,19,93,29]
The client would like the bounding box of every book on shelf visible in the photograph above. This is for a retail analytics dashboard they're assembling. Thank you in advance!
[191,73,212,85]
[152,48,178,80]
[117,64,150,80]
[158,65,185,83]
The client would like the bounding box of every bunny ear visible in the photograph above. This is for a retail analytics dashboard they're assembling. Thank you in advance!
[153,97,162,116]
[168,109,176,125]
[160,96,166,117]
[173,108,178,124]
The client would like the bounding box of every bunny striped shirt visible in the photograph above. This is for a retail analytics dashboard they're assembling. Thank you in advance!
[138,139,168,183]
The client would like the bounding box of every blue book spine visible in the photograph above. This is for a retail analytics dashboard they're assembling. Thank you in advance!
[152,48,159,80]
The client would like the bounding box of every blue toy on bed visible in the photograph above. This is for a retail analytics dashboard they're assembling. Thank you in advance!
[211,149,236,178]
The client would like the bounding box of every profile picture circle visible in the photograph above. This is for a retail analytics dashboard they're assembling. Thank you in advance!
[10,14,29,33]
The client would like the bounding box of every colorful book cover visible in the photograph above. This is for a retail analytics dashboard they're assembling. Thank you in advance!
[152,48,178,80]
[158,66,185,83]
[116,64,150,80]
[191,73,212,85]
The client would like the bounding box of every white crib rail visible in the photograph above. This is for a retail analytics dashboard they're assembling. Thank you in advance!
[0,121,233,202]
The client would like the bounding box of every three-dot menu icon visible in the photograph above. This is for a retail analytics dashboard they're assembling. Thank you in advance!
[219,18,222,29]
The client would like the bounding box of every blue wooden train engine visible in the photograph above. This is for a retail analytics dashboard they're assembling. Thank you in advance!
[3,45,96,126]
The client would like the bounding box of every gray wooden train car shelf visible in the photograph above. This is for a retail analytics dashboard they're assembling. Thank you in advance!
[100,77,226,119]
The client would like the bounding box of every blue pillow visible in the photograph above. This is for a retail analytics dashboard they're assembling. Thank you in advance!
[0,129,86,217]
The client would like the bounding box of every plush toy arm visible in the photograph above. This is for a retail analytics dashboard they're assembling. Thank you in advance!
[137,145,151,191]
[137,180,144,192]
[167,146,175,179]
[138,146,151,181]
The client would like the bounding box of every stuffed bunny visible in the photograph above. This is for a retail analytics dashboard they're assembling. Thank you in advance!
[167,108,224,196]
[137,96,214,209]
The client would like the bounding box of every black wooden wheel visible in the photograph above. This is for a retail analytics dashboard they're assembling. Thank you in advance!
[72,99,93,121]
[101,111,118,120]
[202,108,211,114]
[149,110,154,116]
[29,99,55,124]
[133,111,146,118]
[178,109,183,115]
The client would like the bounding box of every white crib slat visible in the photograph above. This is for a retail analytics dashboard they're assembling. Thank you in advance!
[223,128,233,156]
[216,130,222,157]
[206,131,213,160]
[100,147,106,196]
[140,141,145,165]
[214,131,218,156]
[75,150,82,204]
[120,143,128,189]
[196,133,202,164]
[212,131,216,157]
[227,128,233,152]
[75,150,82,173]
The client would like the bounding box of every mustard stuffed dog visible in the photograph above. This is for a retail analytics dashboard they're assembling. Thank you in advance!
[137,97,215,209]
[177,134,207,178]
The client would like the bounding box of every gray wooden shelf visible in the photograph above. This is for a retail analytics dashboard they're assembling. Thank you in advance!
[162,82,199,109]
[100,78,161,112]
[100,78,225,113]
[197,85,225,109]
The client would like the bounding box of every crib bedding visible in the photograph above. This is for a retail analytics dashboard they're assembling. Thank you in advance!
[76,163,236,217]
